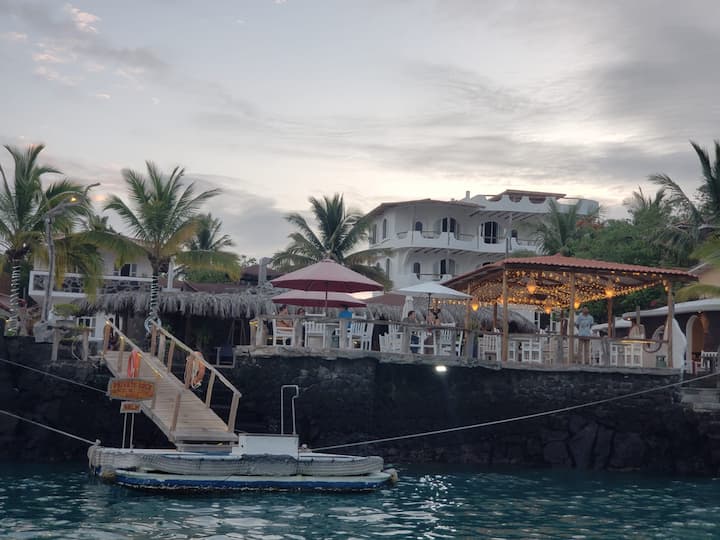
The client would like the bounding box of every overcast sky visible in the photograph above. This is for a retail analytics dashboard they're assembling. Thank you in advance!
[1,0,718,258]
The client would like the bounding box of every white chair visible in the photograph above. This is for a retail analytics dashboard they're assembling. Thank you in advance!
[348,321,367,349]
[271,319,295,346]
[520,337,543,363]
[480,334,500,361]
[436,325,462,356]
[380,333,402,352]
[303,320,326,348]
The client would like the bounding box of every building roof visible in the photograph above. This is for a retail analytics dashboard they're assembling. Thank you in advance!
[622,298,720,318]
[485,189,567,202]
[365,198,481,219]
[445,254,697,308]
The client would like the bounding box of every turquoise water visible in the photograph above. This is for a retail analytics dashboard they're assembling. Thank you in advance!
[0,463,718,539]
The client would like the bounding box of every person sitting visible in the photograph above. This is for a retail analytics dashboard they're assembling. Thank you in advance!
[276,305,293,328]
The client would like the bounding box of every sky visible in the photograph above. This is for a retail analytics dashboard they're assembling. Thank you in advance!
[1,0,719,259]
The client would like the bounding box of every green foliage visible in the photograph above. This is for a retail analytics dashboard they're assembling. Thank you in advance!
[272,193,392,288]
[52,303,79,318]
[536,200,599,256]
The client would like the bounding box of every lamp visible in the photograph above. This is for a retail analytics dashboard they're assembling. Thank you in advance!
[604,280,615,298]
[574,299,580,310]
[471,298,479,311]
[526,277,537,295]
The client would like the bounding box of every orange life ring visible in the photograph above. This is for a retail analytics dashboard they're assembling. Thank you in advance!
[127,350,141,378]
[184,352,206,389]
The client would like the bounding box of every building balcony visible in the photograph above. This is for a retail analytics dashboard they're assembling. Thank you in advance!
[375,231,541,255]
[29,271,153,300]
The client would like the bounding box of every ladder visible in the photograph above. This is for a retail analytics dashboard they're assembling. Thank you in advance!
[101,320,240,448]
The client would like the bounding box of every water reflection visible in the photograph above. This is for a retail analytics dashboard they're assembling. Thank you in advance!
[0,463,718,539]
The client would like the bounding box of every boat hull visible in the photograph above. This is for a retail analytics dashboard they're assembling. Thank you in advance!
[113,469,393,492]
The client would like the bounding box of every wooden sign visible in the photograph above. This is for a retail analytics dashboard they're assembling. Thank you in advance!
[120,401,142,414]
[107,378,156,401]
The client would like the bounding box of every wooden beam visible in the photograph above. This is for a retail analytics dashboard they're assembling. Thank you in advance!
[502,269,509,362]
[227,393,240,433]
[568,273,576,364]
[205,371,216,408]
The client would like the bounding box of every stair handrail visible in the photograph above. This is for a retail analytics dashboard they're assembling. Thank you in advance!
[102,319,166,381]
[149,320,242,433]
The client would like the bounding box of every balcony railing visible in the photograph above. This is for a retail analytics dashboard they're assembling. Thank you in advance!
[31,271,153,296]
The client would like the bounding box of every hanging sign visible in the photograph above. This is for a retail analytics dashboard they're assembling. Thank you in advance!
[107,378,156,401]
[120,401,142,414]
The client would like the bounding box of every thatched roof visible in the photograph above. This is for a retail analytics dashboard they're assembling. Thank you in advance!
[74,287,536,331]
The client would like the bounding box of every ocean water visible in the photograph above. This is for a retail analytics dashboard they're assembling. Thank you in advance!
[0,463,718,539]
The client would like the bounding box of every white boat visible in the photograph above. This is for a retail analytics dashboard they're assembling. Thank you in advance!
[88,434,396,492]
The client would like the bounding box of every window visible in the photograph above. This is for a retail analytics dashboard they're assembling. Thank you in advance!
[412,262,421,275]
[370,224,377,244]
[382,219,388,239]
[439,258,456,276]
[441,217,458,234]
[414,221,423,232]
[114,263,137,277]
[77,316,96,329]
[385,258,391,276]
[482,221,499,244]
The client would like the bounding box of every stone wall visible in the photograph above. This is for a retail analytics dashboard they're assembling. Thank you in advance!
[1,336,719,475]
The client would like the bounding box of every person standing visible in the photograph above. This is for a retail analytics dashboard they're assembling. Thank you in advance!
[575,306,594,364]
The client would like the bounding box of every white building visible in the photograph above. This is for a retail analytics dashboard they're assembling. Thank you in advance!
[366,189,599,290]
[29,249,154,340]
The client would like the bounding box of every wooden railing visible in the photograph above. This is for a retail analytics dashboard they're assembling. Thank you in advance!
[102,319,242,434]
[148,321,242,433]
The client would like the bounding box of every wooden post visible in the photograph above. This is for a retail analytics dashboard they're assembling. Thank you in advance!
[51,328,60,363]
[205,371,216,408]
[568,273,576,364]
[166,340,176,372]
[170,392,182,432]
[102,323,110,354]
[401,324,410,354]
[255,317,267,347]
[150,323,158,357]
[117,338,126,373]
[184,355,191,389]
[501,269,509,362]
[157,334,166,362]
[82,328,89,362]
[607,296,614,338]
[666,281,674,369]
[227,392,240,432]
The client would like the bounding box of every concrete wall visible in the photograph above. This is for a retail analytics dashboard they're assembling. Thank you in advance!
[1,337,719,475]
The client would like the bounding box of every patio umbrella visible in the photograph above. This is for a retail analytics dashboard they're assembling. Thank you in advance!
[271,259,384,310]
[395,282,472,313]
[271,290,367,309]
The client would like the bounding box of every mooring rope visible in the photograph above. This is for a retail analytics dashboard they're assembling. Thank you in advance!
[0,408,98,445]
[0,357,106,394]
[312,370,720,451]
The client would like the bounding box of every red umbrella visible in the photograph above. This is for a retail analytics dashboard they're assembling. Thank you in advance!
[270,259,384,293]
[272,290,366,308]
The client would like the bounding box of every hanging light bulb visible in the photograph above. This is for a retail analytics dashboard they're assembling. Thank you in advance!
[604,280,615,298]
[471,298,479,311]
[574,299,580,310]
[526,277,537,295]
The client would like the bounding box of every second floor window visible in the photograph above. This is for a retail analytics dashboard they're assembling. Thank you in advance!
[370,224,377,244]
[414,221,423,232]
[482,221,499,244]
[382,219,388,239]
[114,263,137,277]
[385,258,391,276]
[412,262,421,275]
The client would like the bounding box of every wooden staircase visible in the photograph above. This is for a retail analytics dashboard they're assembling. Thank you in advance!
[101,321,240,448]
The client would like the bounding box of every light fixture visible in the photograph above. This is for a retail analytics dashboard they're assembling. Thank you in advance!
[574,300,580,310]
[471,298,479,311]
[435,365,447,373]
[526,277,537,295]
[604,280,615,298]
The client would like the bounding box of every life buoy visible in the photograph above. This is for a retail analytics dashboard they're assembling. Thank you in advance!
[184,352,206,389]
[127,349,141,378]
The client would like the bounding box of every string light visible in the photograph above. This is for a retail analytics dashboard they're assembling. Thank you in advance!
[526,277,537,294]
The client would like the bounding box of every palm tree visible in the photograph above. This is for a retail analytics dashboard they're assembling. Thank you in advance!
[272,193,391,287]
[182,213,242,283]
[0,144,94,334]
[536,200,597,256]
[104,162,240,325]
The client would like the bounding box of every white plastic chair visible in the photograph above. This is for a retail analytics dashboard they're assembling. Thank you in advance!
[271,319,295,346]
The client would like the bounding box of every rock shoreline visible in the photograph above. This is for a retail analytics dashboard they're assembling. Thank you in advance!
[1,336,719,475]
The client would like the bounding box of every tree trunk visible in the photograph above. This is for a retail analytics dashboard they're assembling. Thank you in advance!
[6,261,21,335]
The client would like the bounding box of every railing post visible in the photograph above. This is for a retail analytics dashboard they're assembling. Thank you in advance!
[102,323,110,355]
[157,334,166,363]
[82,328,89,362]
[227,392,239,432]
[150,323,158,357]
[401,326,410,354]
[51,328,60,363]
[166,340,175,372]
[255,317,267,347]
[170,392,182,432]
[117,338,125,373]
[205,371,216,408]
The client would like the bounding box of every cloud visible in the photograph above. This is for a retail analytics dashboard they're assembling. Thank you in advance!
[151,97,160,105]
[1,31,27,41]
[93,93,110,100]
[64,3,100,34]
[33,65,78,86]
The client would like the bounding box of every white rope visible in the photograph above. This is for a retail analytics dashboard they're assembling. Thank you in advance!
[313,370,720,451]
[0,408,98,445]
[0,357,106,394]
